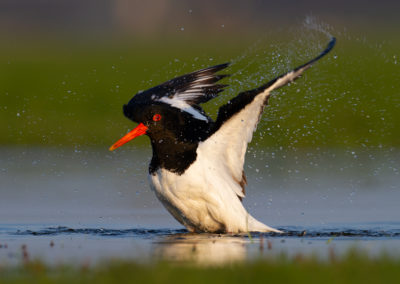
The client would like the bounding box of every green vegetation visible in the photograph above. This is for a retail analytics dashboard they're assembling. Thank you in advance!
[1,32,399,149]
[1,253,400,284]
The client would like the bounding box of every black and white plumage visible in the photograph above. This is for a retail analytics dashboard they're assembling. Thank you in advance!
[110,38,336,233]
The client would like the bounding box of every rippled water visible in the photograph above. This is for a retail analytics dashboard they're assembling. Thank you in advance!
[2,223,400,266]
[12,225,400,238]
[0,147,399,265]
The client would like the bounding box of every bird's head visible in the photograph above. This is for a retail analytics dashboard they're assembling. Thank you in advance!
[108,101,165,151]
[109,95,213,151]
[109,63,230,151]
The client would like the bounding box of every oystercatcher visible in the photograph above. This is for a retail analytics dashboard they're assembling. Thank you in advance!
[110,38,336,233]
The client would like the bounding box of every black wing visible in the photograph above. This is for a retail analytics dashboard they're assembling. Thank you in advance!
[213,38,336,131]
[199,38,336,199]
[133,63,230,106]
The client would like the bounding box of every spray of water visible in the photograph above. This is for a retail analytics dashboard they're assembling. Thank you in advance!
[131,19,399,200]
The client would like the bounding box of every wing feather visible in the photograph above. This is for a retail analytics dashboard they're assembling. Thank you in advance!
[154,63,230,105]
[130,63,230,121]
[201,38,336,199]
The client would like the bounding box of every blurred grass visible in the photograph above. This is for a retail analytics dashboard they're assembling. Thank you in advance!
[1,252,400,284]
[1,32,399,149]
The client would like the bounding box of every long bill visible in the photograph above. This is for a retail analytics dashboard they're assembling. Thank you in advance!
[109,123,148,151]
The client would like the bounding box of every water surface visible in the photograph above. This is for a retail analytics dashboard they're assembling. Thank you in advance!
[0,147,399,265]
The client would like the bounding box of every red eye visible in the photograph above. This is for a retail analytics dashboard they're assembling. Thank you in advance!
[152,114,162,122]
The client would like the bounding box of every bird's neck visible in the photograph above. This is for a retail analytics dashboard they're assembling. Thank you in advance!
[149,139,198,175]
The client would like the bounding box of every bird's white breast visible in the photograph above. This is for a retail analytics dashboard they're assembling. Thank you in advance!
[149,153,250,233]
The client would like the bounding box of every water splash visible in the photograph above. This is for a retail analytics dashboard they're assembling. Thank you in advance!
[303,15,334,39]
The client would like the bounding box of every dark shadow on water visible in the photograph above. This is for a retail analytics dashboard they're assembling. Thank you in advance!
[14,226,188,237]
[277,227,400,238]
[13,226,400,238]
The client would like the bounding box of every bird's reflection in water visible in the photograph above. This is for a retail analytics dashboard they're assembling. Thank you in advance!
[153,233,250,265]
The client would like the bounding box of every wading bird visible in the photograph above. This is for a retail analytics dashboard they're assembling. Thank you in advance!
[110,38,336,233]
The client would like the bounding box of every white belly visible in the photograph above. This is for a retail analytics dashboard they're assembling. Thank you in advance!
[149,162,253,233]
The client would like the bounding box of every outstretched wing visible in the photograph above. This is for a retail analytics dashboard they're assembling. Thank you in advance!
[131,63,230,121]
[199,38,336,199]
[158,63,230,105]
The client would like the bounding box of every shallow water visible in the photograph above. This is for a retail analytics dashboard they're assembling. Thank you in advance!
[0,146,399,265]
[2,223,400,266]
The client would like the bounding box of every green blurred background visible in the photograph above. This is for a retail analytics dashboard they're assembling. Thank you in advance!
[1,0,399,150]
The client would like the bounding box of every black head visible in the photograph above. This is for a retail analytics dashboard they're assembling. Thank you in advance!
[110,63,229,151]
[123,97,213,142]
[110,99,212,174]
[109,63,230,173]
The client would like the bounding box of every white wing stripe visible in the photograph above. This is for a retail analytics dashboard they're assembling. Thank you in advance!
[158,97,208,121]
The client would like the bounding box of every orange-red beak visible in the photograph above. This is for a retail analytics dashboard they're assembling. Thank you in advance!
[109,123,148,151]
